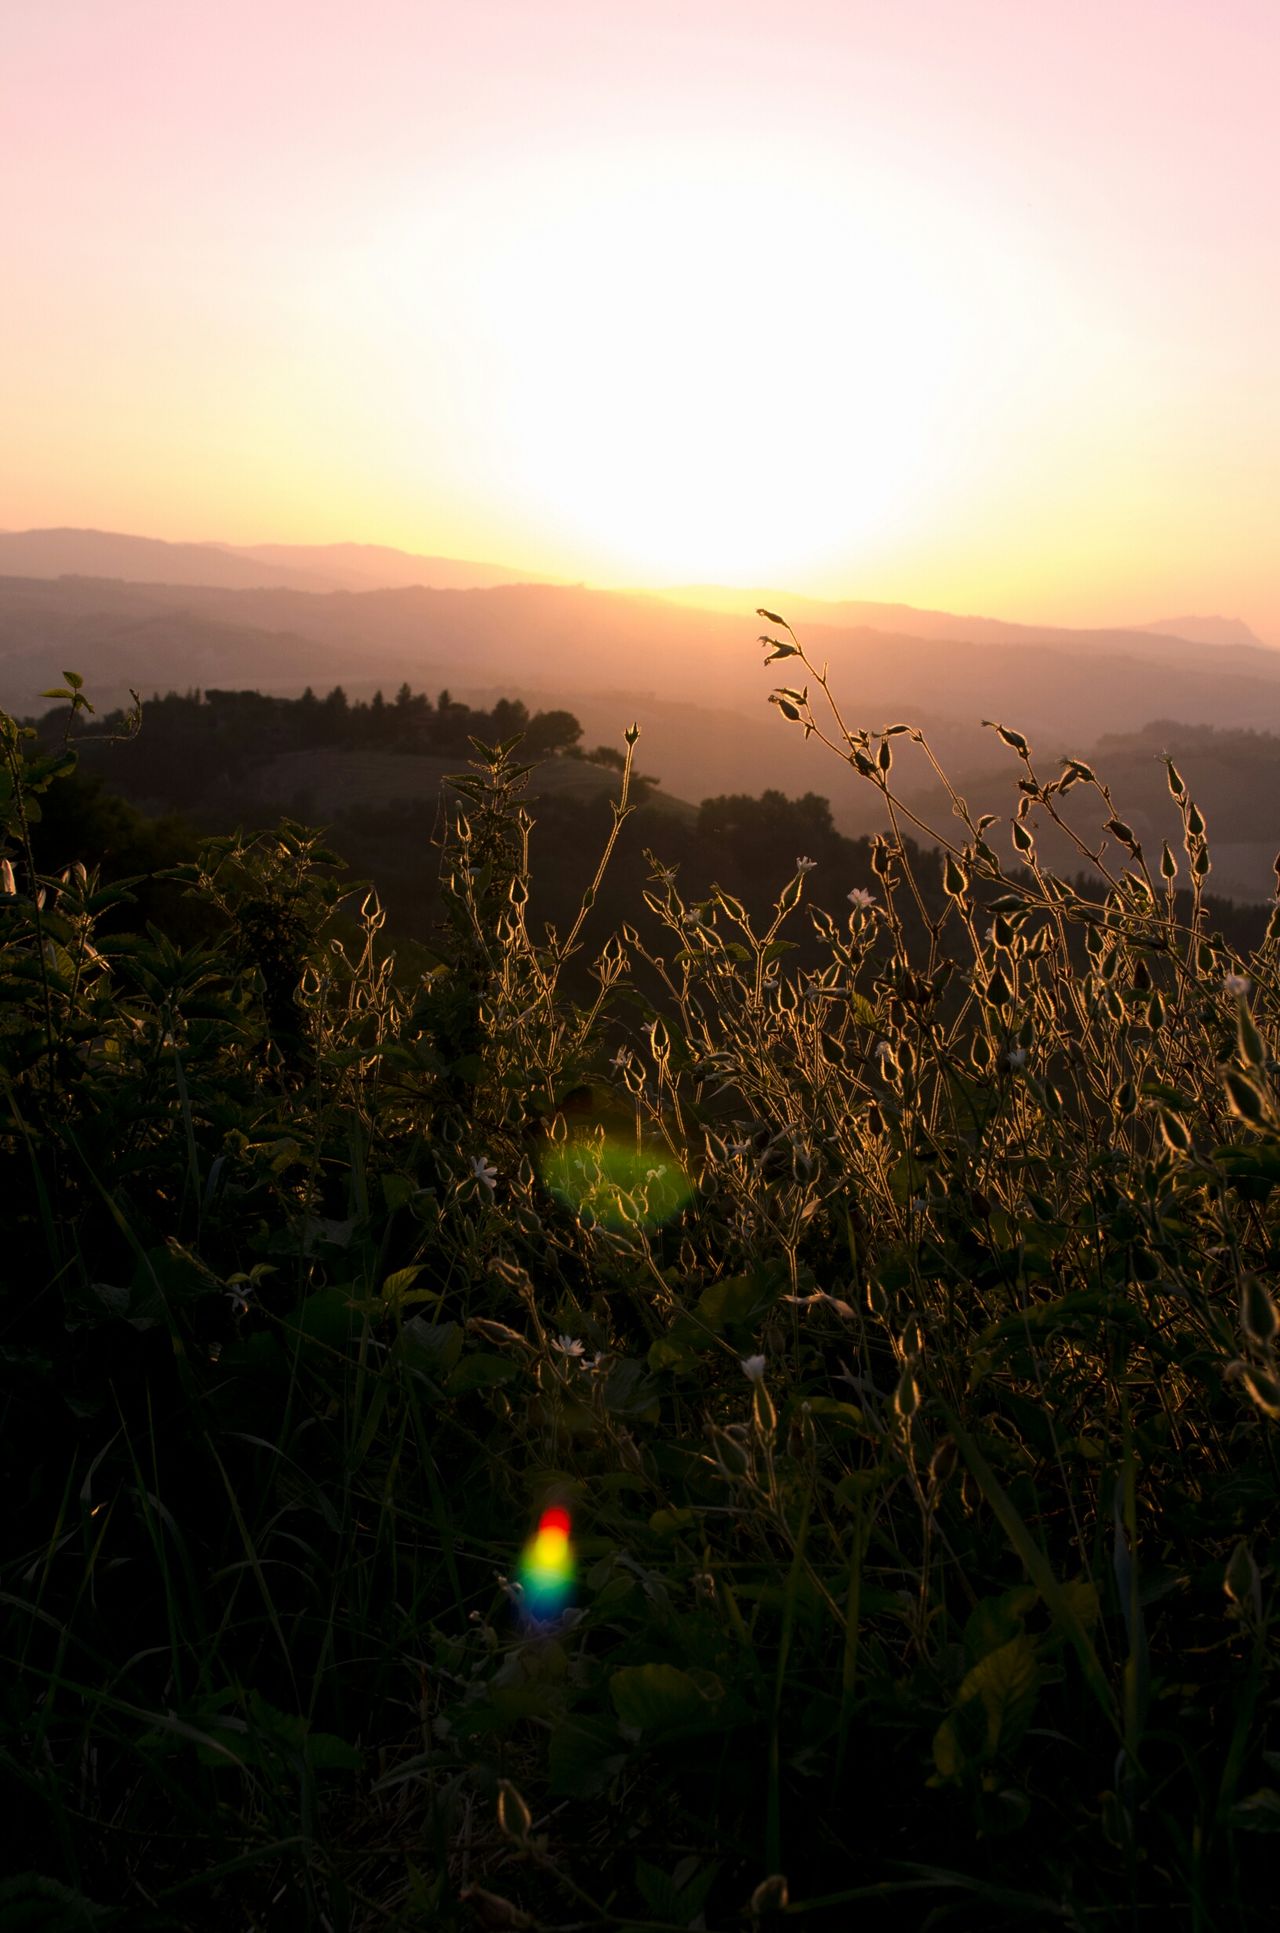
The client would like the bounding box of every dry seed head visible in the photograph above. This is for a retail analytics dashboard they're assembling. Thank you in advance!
[894,1365,921,1420]
[750,1875,790,1917]
[1241,1276,1278,1347]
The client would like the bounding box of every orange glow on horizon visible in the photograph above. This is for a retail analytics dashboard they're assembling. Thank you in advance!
[2,2,1276,640]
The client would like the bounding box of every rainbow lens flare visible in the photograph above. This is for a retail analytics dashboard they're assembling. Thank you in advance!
[517,1504,576,1624]
[539,1135,693,1233]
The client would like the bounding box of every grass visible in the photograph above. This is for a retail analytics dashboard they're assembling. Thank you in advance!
[1,629,1278,1931]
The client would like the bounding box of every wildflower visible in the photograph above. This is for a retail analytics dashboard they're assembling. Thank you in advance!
[728,1140,751,1158]
[1005,1046,1027,1069]
[874,1039,894,1060]
[609,1046,632,1071]
[740,1354,766,1383]
[470,1155,498,1192]
[848,887,876,910]
[552,1335,585,1358]
[1224,972,1251,997]
[796,855,817,872]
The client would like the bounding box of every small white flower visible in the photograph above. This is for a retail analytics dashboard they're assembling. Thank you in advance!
[848,887,876,910]
[740,1354,767,1384]
[470,1155,498,1191]
[796,855,817,873]
[609,1047,632,1071]
[728,1140,751,1158]
[1224,972,1251,997]
[685,906,704,927]
[874,1039,894,1060]
[910,1195,928,1214]
[1005,1047,1027,1069]
[552,1334,585,1358]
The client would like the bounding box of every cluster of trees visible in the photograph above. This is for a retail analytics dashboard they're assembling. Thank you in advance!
[42,685,590,813]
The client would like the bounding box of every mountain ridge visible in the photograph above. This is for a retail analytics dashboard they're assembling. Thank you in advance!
[1,528,1270,654]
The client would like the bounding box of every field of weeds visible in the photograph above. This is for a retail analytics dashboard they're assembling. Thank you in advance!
[2,632,1278,1931]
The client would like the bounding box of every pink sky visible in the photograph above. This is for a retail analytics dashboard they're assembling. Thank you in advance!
[3,0,1277,635]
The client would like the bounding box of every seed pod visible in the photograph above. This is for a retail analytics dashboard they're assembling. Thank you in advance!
[1241,1366,1280,1418]
[750,1875,790,1918]
[1224,1070,1267,1126]
[1241,1276,1278,1345]
[1224,1540,1261,1617]
[496,1781,532,1844]
[895,1364,920,1420]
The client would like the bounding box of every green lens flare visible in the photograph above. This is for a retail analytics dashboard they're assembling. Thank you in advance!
[539,1135,693,1231]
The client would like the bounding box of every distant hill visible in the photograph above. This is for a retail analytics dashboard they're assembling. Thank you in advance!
[664,585,1275,655]
[0,528,342,593]
[4,558,1280,887]
[226,540,556,593]
[907,719,1280,905]
[1136,615,1268,649]
[0,528,558,596]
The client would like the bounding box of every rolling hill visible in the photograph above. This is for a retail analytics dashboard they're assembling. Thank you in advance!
[3,536,1278,895]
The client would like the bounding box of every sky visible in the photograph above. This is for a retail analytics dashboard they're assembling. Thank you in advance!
[2,0,1277,636]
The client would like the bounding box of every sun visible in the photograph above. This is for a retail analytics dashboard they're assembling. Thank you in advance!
[459,152,985,585]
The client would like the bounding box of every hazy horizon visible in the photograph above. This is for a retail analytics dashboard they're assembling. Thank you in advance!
[0,521,1273,652]
[4,1,1277,639]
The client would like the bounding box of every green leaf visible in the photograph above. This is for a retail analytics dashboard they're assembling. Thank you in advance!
[603,1356,661,1420]
[548,1713,627,1797]
[0,1873,110,1928]
[609,1662,723,1735]
[380,1264,440,1312]
[933,1635,1039,1783]
[941,1407,1118,1734]
[1229,1788,1280,1832]
[963,1587,1038,1665]
[803,1397,871,1433]
[304,1731,364,1772]
[962,1634,1040,1754]
[287,1288,362,1349]
[696,1265,786,1330]
[446,1353,520,1395]
[398,1318,463,1378]
[978,1289,1111,1345]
